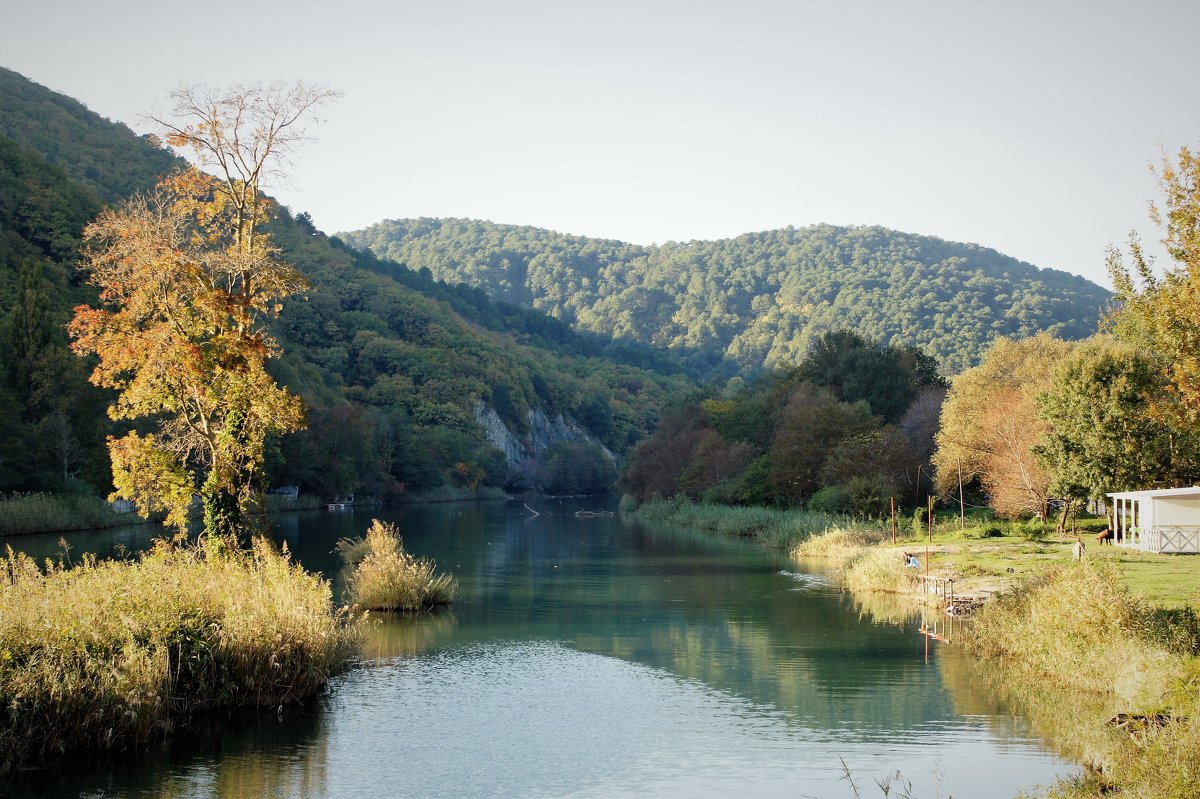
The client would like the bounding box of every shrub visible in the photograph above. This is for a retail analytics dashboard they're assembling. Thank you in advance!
[806,485,850,514]
[1020,517,1050,542]
[910,507,926,538]
[340,520,457,611]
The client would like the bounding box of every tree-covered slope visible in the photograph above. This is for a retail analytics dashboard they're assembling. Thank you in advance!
[0,69,691,499]
[0,67,178,204]
[341,218,1112,373]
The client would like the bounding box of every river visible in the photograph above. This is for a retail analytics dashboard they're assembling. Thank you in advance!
[2,499,1074,798]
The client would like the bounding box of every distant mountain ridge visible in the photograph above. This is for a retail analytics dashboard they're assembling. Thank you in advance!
[340,217,1112,373]
[0,67,691,498]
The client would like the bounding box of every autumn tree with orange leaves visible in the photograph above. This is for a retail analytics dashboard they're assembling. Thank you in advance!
[70,82,336,545]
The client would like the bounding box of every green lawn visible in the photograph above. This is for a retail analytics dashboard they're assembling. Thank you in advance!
[880,529,1200,609]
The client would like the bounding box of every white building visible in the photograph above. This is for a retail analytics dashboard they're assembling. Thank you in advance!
[1106,486,1200,553]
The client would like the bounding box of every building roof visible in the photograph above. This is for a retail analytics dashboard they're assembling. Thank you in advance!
[1107,486,1200,500]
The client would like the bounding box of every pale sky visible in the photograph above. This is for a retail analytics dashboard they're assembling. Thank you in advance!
[3,0,1198,287]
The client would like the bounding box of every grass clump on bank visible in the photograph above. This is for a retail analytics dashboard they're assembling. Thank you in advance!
[0,537,359,775]
[338,520,457,611]
[0,492,141,535]
[793,528,920,597]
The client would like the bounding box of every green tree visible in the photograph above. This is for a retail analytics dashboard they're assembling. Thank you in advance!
[797,329,942,423]
[768,384,878,505]
[70,83,333,543]
[1034,337,1200,502]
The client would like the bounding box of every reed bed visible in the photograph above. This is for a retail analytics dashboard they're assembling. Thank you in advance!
[0,492,137,535]
[0,538,359,774]
[843,548,920,596]
[338,520,457,612]
[967,563,1183,704]
[631,498,870,549]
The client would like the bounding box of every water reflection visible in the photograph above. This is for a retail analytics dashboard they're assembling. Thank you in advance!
[5,700,329,798]
[939,652,1115,774]
[1,500,1076,798]
[358,611,459,661]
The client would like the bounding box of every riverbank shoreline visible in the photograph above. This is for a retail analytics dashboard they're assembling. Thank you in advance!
[0,488,516,538]
[628,498,1200,799]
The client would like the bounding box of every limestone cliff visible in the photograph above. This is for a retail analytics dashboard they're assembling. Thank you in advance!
[473,401,616,482]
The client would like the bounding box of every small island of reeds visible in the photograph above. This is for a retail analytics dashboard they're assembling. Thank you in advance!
[338,519,458,612]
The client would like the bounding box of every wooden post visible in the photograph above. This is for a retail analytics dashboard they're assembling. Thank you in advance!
[957,459,965,531]
[927,495,933,543]
[890,496,897,544]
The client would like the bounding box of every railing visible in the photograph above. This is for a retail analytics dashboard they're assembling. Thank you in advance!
[1144,525,1200,553]
[918,574,955,606]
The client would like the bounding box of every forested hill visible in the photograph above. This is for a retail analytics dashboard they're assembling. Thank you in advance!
[0,69,692,499]
[0,67,179,203]
[340,218,1112,373]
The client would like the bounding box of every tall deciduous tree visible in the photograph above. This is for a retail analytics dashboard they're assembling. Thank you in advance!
[1108,144,1200,425]
[70,82,335,542]
[932,333,1077,517]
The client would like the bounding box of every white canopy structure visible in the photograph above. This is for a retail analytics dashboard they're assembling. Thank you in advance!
[1106,487,1200,554]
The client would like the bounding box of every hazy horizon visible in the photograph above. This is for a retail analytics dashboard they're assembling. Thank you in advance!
[4,0,1198,287]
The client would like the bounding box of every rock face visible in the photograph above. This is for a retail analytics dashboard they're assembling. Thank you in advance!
[474,401,616,482]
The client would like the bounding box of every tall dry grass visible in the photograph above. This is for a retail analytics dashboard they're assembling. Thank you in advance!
[791,526,884,564]
[0,538,359,774]
[339,520,457,612]
[966,562,1182,704]
[965,562,1200,798]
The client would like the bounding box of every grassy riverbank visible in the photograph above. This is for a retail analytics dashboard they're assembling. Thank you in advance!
[0,492,330,537]
[629,497,878,549]
[968,564,1200,799]
[0,537,360,775]
[0,493,141,536]
[630,498,1200,798]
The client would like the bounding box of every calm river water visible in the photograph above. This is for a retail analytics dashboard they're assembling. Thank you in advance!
[3,499,1074,798]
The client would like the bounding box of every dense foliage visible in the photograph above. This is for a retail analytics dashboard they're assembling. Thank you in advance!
[929,143,1200,523]
[0,70,691,502]
[70,83,323,538]
[932,334,1076,518]
[1108,144,1200,426]
[0,134,113,493]
[0,67,177,204]
[1035,337,1200,503]
[622,331,944,514]
[341,217,1112,374]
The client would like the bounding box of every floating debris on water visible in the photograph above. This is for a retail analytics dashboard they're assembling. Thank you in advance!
[779,570,831,588]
